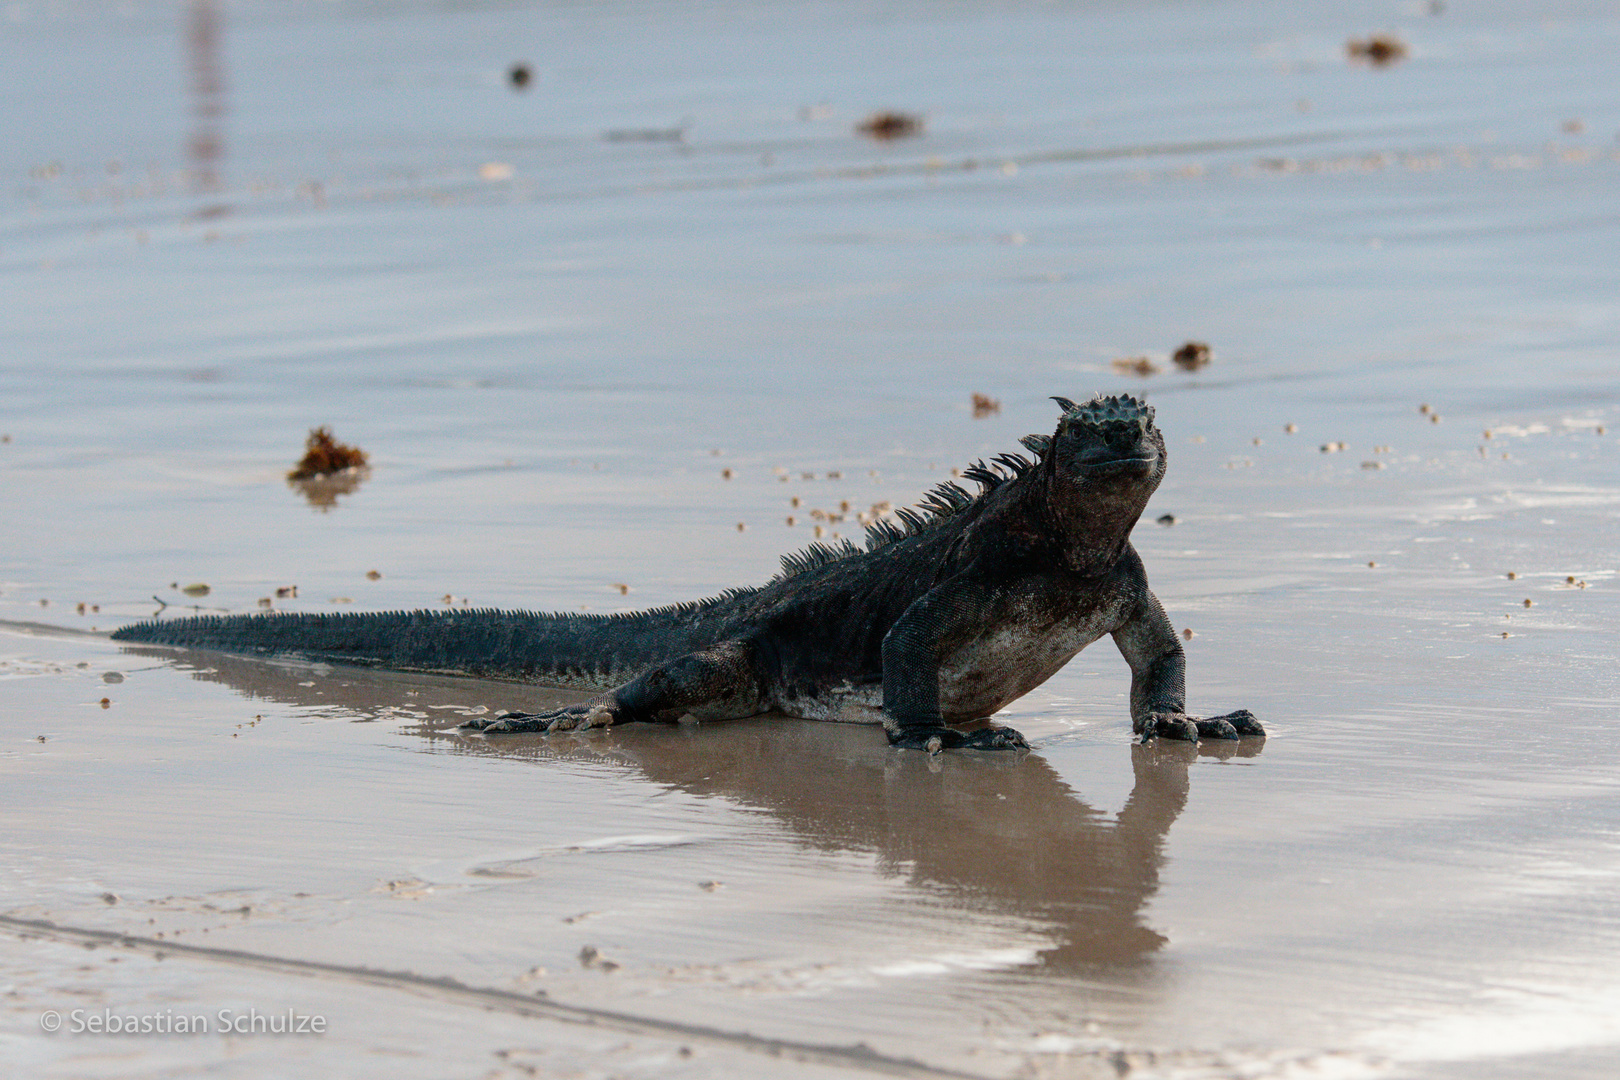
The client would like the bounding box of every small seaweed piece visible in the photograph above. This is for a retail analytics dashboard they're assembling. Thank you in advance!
[1347,34,1407,67]
[288,427,368,481]
[857,111,923,140]
[971,393,1001,418]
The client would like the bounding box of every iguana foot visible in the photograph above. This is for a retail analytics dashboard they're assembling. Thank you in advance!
[460,702,616,734]
[1141,713,1200,743]
[1204,709,1265,738]
[958,725,1030,751]
[1139,709,1264,743]
[887,725,1029,754]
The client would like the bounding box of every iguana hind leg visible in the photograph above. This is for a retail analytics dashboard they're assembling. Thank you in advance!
[881,579,1030,753]
[461,640,764,735]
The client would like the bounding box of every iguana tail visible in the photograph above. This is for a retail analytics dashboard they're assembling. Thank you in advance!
[110,599,752,689]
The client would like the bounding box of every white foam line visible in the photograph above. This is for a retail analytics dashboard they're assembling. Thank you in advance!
[869,946,1039,979]
[1359,976,1620,1065]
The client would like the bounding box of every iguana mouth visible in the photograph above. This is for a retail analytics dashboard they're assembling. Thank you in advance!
[1077,454,1155,471]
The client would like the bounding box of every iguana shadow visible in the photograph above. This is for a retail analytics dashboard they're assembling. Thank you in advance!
[119,644,1260,972]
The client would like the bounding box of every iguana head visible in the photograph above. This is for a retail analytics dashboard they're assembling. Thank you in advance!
[1034,394,1167,558]
[1047,393,1166,487]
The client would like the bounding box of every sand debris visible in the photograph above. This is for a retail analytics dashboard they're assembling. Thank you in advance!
[578,945,621,972]
[376,877,434,899]
[857,111,923,140]
[1112,355,1160,377]
[1348,33,1408,66]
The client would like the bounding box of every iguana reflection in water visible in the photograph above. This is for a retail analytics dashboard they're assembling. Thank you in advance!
[118,645,1259,971]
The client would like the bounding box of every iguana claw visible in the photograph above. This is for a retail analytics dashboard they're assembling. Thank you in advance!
[888,725,1029,753]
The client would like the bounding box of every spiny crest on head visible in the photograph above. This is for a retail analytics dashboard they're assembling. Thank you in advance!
[1010,393,1156,469]
[1052,392,1154,440]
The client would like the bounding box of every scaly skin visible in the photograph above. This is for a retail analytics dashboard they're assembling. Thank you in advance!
[112,394,1262,752]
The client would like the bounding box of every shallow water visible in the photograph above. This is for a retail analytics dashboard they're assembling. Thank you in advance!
[4,0,1620,1076]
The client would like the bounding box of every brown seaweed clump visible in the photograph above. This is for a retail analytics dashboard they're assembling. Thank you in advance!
[857,111,923,141]
[288,427,369,510]
[1172,341,1212,370]
[289,426,368,480]
[971,393,1001,418]
[1347,34,1408,67]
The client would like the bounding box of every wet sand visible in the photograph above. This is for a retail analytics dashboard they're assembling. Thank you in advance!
[4,0,1620,1076]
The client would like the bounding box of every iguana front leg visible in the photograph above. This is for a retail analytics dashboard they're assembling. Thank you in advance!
[881,579,1030,753]
[461,641,762,734]
[1111,592,1264,743]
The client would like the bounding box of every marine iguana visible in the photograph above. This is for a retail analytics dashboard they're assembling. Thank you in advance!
[111,394,1262,751]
